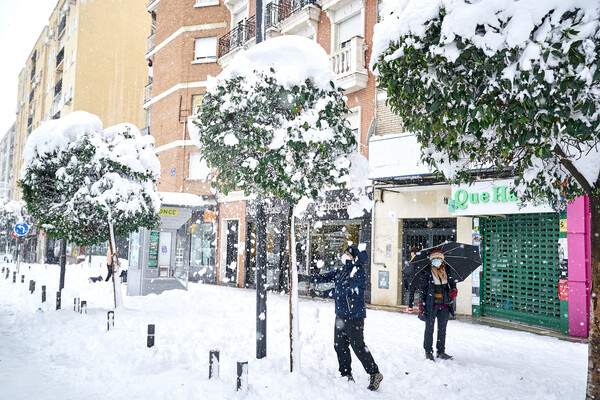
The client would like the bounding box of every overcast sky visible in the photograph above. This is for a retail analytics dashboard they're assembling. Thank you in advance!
[0,0,58,137]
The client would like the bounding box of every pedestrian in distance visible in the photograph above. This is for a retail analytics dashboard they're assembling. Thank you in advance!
[403,247,419,312]
[311,244,384,391]
[418,249,457,361]
[105,247,116,282]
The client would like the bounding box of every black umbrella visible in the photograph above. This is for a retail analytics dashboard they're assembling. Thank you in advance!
[403,241,482,291]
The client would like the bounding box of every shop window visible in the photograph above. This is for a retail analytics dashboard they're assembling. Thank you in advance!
[190,222,213,268]
[194,36,217,62]
[222,219,239,284]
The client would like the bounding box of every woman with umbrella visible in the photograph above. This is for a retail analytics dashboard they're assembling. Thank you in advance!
[418,249,458,361]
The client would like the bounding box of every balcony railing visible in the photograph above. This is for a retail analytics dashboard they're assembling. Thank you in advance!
[329,36,368,93]
[265,0,318,29]
[55,79,63,96]
[56,48,64,69]
[143,82,153,103]
[147,33,155,54]
[218,15,255,58]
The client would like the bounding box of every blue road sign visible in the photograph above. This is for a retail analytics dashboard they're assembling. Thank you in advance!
[14,223,29,237]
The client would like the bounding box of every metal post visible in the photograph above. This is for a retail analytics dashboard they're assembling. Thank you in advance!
[74,298,80,312]
[237,361,248,392]
[29,280,35,294]
[42,285,46,303]
[209,350,220,379]
[80,301,87,314]
[21,275,24,283]
[256,202,267,359]
[56,291,61,310]
[107,311,114,330]
[12,271,16,283]
[147,324,155,348]
[4,269,8,279]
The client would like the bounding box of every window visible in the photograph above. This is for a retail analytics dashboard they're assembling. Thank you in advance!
[71,49,76,63]
[188,153,210,180]
[191,94,204,114]
[194,37,217,62]
[337,13,362,49]
[345,107,361,152]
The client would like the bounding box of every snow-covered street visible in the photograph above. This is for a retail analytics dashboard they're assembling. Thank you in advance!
[0,260,587,399]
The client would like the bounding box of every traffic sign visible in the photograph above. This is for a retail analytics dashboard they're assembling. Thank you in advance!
[14,222,29,237]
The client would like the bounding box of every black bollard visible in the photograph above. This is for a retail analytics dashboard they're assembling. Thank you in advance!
[56,291,61,310]
[147,324,155,348]
[237,361,248,392]
[80,301,87,314]
[209,350,220,379]
[29,280,35,294]
[107,311,114,330]
[1,267,4,273]
[21,275,24,284]
[12,272,16,283]
[5,269,8,279]
[42,286,46,303]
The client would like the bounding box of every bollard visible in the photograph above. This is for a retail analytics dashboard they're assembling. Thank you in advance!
[237,361,248,392]
[74,298,80,313]
[80,301,87,314]
[5,269,8,279]
[29,280,35,294]
[12,272,16,283]
[42,286,46,303]
[107,311,114,330]
[21,275,24,284]
[56,291,62,310]
[1,266,4,273]
[147,324,155,348]
[209,350,220,379]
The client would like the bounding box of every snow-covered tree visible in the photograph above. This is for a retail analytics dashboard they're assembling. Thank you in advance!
[0,199,32,257]
[192,36,360,371]
[19,111,161,306]
[372,0,600,396]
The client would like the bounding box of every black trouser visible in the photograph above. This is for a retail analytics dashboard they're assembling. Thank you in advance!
[334,317,379,376]
[407,287,417,308]
[423,306,450,354]
[105,264,113,281]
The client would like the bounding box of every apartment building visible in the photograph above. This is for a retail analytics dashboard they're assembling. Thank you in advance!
[145,0,377,298]
[0,124,15,200]
[11,0,151,261]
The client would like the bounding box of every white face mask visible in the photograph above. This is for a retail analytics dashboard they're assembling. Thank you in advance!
[431,259,442,267]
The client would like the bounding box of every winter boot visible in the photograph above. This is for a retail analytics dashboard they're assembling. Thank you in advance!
[367,372,383,391]
[343,374,355,382]
[425,352,435,362]
[437,352,453,360]
[403,307,413,312]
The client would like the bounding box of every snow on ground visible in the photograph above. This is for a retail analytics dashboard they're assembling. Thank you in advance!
[0,259,587,399]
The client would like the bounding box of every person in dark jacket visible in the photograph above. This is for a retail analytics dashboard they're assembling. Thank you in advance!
[312,244,383,391]
[403,247,418,312]
[418,249,457,361]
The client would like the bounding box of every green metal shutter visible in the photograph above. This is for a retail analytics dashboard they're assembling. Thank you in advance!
[480,213,561,329]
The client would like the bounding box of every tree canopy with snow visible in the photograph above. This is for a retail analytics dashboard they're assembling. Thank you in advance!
[372,0,600,396]
[191,36,359,206]
[18,111,161,247]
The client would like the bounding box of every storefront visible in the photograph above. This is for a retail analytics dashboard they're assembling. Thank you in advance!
[296,189,372,302]
[127,193,217,296]
[450,179,591,336]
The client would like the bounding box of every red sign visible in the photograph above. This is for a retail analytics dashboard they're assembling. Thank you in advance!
[558,278,568,301]
[11,232,18,238]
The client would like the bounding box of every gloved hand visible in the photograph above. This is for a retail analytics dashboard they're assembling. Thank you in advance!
[449,288,458,299]
[418,302,425,319]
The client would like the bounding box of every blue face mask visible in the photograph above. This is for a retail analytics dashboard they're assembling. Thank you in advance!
[431,259,442,267]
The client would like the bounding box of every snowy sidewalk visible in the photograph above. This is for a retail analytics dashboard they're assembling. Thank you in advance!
[0,262,588,399]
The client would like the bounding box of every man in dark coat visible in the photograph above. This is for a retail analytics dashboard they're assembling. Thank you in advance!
[312,244,383,391]
[418,249,458,361]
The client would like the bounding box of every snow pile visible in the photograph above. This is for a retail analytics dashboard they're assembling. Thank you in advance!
[210,35,335,92]
[0,261,588,399]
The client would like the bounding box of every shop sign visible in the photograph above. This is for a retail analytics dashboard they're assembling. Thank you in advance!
[450,179,554,215]
[320,200,351,212]
[560,218,567,232]
[149,231,159,267]
[204,210,216,223]
[159,208,179,216]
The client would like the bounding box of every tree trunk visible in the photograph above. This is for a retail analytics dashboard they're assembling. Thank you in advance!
[287,204,299,372]
[58,238,66,291]
[108,221,123,309]
[587,194,600,398]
